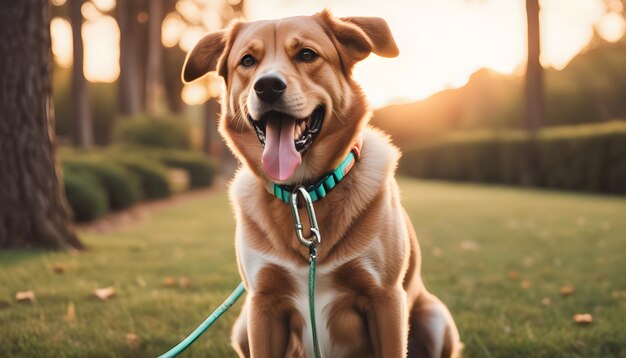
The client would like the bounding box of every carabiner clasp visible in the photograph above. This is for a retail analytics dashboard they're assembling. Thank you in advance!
[290,186,321,249]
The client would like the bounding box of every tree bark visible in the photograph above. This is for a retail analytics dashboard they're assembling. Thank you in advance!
[525,0,543,132]
[203,97,220,154]
[117,0,142,116]
[70,0,93,147]
[145,0,166,114]
[162,0,184,114]
[522,0,544,186]
[0,0,83,249]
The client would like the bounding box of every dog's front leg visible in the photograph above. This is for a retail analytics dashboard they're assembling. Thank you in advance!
[248,292,290,358]
[369,287,409,358]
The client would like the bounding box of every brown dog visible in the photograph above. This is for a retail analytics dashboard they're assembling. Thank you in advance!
[182,10,461,357]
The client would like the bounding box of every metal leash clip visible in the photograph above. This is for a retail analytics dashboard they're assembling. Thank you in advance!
[290,186,321,249]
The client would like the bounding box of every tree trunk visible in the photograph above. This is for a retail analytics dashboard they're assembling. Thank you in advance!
[117,0,142,116]
[522,0,543,186]
[70,0,93,147]
[203,97,220,154]
[525,0,543,132]
[145,0,166,114]
[162,0,184,114]
[0,0,83,250]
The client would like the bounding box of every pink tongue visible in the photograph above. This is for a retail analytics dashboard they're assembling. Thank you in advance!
[262,118,301,181]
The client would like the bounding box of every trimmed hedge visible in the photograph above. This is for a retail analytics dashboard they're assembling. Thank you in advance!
[116,159,172,200]
[400,121,626,194]
[113,114,191,149]
[60,146,218,222]
[153,151,217,188]
[64,171,108,222]
[62,160,142,210]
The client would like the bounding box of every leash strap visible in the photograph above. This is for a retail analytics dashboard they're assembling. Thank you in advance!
[309,246,322,358]
[290,186,323,358]
[158,282,245,358]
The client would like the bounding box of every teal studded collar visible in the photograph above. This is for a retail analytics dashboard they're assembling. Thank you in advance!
[267,141,362,203]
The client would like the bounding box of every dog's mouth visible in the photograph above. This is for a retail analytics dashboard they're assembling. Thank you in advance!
[247,106,325,181]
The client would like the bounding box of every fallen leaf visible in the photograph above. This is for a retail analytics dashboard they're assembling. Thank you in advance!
[64,302,76,323]
[93,287,116,301]
[459,240,480,251]
[163,277,176,287]
[507,271,520,279]
[52,262,68,274]
[179,277,191,289]
[541,297,551,306]
[573,313,593,324]
[520,280,531,289]
[560,286,575,296]
[15,290,35,302]
[126,332,140,347]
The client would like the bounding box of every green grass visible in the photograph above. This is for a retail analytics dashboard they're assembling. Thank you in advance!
[1,178,625,357]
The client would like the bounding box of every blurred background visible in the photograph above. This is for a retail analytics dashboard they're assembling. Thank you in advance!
[46,0,626,207]
[1,0,625,357]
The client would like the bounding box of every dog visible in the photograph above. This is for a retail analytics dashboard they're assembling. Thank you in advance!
[182,10,461,357]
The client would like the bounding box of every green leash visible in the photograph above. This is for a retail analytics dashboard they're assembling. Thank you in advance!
[159,186,322,358]
[308,246,322,358]
[290,185,323,357]
[158,282,245,358]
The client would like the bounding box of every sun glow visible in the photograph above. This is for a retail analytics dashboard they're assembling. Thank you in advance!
[181,74,225,105]
[247,0,625,106]
[596,12,626,42]
[51,17,73,68]
[50,0,625,106]
[83,14,120,83]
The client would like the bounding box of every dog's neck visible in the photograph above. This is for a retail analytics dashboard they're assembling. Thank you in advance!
[264,137,363,204]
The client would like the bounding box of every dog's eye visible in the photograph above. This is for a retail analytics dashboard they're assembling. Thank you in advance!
[298,48,318,63]
[240,54,256,68]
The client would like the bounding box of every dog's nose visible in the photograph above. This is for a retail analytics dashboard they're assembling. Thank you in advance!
[254,75,286,103]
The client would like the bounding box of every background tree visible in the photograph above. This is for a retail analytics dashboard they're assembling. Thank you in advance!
[116,0,142,116]
[521,0,543,185]
[0,0,83,250]
[525,0,544,132]
[70,0,93,147]
[145,0,167,113]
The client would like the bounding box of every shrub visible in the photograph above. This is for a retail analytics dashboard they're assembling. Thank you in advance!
[113,114,191,149]
[115,159,172,199]
[400,121,626,194]
[63,171,108,222]
[62,159,142,210]
[154,151,217,188]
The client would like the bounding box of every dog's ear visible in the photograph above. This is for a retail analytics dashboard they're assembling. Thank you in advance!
[182,22,242,83]
[315,10,399,71]
[182,31,226,83]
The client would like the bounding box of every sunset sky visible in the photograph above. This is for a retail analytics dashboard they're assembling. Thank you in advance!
[51,0,626,107]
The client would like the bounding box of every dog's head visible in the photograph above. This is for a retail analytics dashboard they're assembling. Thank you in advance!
[182,10,398,183]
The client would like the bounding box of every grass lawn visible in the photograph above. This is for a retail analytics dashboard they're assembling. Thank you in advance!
[1,178,625,357]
